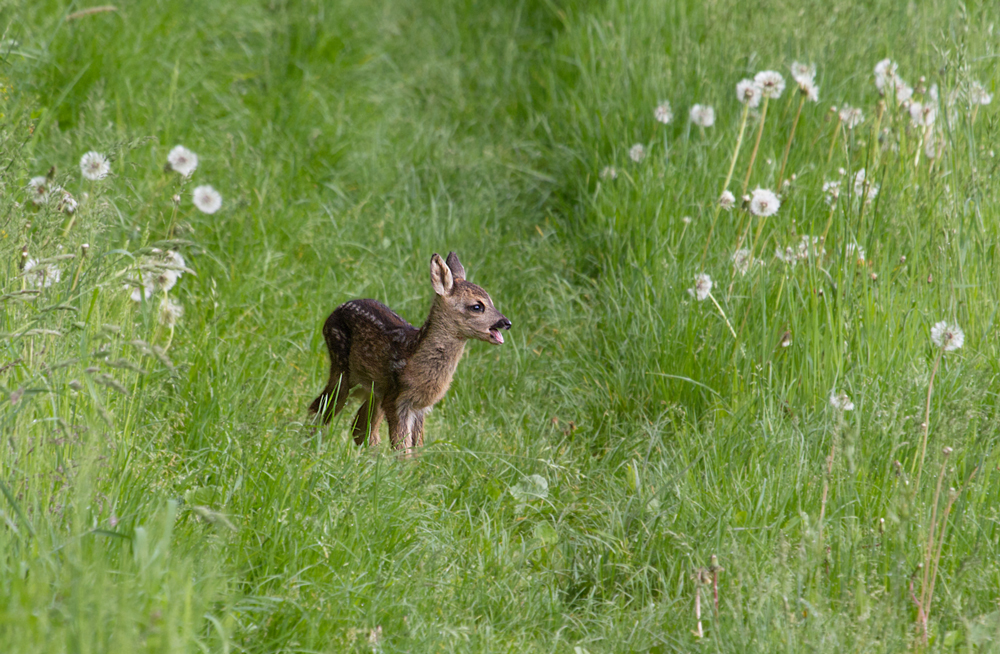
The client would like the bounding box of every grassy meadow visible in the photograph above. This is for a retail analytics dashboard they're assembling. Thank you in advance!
[2,0,1000,650]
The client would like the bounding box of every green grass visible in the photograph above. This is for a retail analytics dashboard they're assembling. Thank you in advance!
[2,0,1000,651]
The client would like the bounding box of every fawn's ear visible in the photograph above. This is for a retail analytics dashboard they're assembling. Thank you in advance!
[430,253,454,296]
[445,252,466,280]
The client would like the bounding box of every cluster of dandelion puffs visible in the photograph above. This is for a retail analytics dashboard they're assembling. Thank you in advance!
[20,141,227,337]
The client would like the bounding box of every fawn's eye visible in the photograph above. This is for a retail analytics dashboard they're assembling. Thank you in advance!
[469,303,484,313]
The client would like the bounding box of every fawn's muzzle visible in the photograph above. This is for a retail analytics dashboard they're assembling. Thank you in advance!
[488,317,512,345]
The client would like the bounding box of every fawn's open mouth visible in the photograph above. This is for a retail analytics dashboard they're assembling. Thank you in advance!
[488,317,512,345]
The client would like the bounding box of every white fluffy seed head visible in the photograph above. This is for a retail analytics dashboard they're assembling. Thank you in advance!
[874,58,897,93]
[688,274,713,301]
[799,79,819,102]
[838,104,864,129]
[167,145,199,177]
[829,390,855,411]
[749,188,780,217]
[80,151,110,181]
[719,190,736,210]
[159,297,184,327]
[628,144,646,163]
[968,80,992,106]
[930,321,964,351]
[790,62,816,86]
[654,101,674,124]
[689,104,715,127]
[23,259,61,288]
[28,176,49,205]
[754,70,785,99]
[736,79,763,108]
[192,185,223,214]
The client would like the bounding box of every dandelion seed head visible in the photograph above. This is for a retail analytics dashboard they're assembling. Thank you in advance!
[23,259,61,288]
[731,248,760,276]
[80,151,110,181]
[968,80,992,106]
[845,241,866,263]
[167,145,199,177]
[790,61,816,86]
[924,132,944,160]
[28,176,49,205]
[192,185,223,214]
[894,78,913,104]
[874,58,897,93]
[163,250,186,272]
[838,104,864,129]
[909,101,937,127]
[799,79,819,102]
[930,321,964,351]
[736,79,763,108]
[129,280,153,303]
[155,269,179,294]
[853,169,879,203]
[749,188,780,217]
[689,104,715,127]
[823,180,841,205]
[628,144,647,163]
[719,190,736,210]
[829,390,855,412]
[57,191,78,214]
[682,216,692,225]
[687,273,713,301]
[654,101,674,124]
[158,297,184,327]
[600,166,618,180]
[753,70,785,99]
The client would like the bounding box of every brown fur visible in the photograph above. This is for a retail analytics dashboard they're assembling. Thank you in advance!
[309,252,511,451]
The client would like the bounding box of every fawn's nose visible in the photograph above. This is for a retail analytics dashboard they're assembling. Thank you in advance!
[493,317,512,331]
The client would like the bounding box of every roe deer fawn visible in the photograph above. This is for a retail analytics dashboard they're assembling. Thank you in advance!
[309,252,511,451]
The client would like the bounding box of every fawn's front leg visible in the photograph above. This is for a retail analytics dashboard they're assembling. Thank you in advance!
[406,412,425,450]
[384,398,409,451]
[352,395,384,447]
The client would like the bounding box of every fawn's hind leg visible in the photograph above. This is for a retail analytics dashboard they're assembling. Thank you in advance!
[309,370,351,424]
[352,395,384,446]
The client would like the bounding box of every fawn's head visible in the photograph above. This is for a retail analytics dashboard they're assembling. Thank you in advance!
[430,252,511,344]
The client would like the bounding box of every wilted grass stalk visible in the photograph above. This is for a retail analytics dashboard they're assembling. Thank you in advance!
[741,97,770,193]
[778,94,806,190]
[826,114,843,163]
[701,104,750,261]
[707,291,737,339]
[917,447,951,643]
[913,345,944,491]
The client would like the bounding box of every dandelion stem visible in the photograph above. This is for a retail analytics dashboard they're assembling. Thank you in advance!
[918,450,950,642]
[925,468,976,636]
[914,124,929,168]
[741,96,769,194]
[700,104,750,264]
[708,292,737,339]
[913,346,944,490]
[871,100,886,170]
[820,202,837,246]
[725,104,751,193]
[826,116,842,164]
[778,94,806,191]
[818,413,841,543]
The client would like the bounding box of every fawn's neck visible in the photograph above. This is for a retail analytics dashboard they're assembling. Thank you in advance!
[406,300,467,404]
